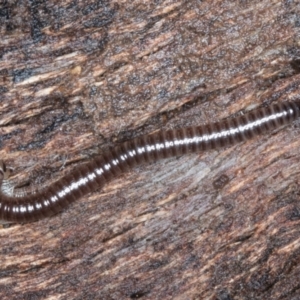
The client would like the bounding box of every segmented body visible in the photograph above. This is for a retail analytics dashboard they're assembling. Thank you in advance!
[0,101,299,223]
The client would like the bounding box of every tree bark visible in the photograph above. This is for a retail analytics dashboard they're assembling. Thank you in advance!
[0,0,300,299]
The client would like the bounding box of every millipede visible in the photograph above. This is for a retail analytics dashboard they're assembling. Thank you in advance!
[0,100,299,223]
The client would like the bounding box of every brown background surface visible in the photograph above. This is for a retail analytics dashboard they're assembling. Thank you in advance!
[1,0,300,299]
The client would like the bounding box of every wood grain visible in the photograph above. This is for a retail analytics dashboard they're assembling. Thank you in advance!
[0,0,300,299]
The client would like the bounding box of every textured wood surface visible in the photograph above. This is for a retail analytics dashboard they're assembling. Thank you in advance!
[1,0,300,299]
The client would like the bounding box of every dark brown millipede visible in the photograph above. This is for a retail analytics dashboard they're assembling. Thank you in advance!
[0,101,299,223]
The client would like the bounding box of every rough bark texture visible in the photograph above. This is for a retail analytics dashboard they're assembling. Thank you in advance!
[1,0,300,299]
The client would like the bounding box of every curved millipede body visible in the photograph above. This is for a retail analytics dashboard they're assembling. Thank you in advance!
[0,101,300,223]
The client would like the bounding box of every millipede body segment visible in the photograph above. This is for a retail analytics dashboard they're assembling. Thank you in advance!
[0,101,299,223]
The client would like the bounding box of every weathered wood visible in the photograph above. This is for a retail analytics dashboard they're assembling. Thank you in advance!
[0,0,300,299]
